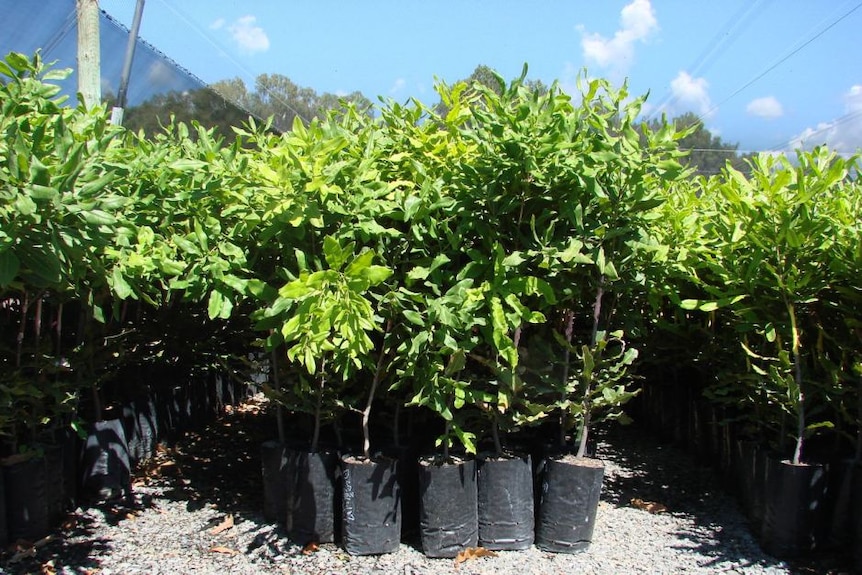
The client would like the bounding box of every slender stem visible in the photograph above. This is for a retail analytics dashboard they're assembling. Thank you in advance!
[491,412,502,456]
[34,295,43,345]
[270,346,285,444]
[559,309,574,448]
[443,418,451,461]
[578,277,605,459]
[363,320,392,460]
[15,291,29,368]
[311,357,325,453]
[55,302,63,359]
[787,300,804,465]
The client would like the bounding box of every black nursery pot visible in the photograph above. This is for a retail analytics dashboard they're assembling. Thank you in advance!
[476,453,534,550]
[0,464,8,546]
[341,455,402,555]
[821,459,860,550]
[536,455,605,554]
[760,457,827,559]
[734,439,768,525]
[2,453,50,542]
[80,418,132,502]
[261,440,290,524]
[285,448,340,545]
[418,456,478,558]
[852,465,862,573]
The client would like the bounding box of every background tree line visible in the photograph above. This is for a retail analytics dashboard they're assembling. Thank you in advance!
[114,64,750,177]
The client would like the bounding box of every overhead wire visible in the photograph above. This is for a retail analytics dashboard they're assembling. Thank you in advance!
[646,0,767,122]
[695,0,862,124]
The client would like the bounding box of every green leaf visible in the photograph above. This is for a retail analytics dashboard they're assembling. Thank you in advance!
[29,184,58,200]
[111,267,133,300]
[81,210,116,225]
[0,250,20,287]
[403,309,424,326]
[208,289,225,320]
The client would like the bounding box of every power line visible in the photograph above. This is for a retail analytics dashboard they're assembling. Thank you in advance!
[696,0,862,124]
[646,0,767,121]
[768,107,862,153]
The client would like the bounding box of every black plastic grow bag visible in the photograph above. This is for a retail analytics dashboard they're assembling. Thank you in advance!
[536,456,604,553]
[285,448,340,545]
[341,455,401,555]
[760,457,827,559]
[261,441,290,524]
[418,456,478,558]
[80,418,132,502]
[476,453,534,550]
[0,466,7,546]
[2,453,49,542]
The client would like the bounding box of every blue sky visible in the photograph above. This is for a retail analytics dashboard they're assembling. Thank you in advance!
[95,0,862,155]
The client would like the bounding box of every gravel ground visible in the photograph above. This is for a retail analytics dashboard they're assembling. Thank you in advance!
[0,399,848,575]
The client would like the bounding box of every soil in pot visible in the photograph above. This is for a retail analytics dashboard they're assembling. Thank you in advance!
[418,456,478,558]
[760,457,828,559]
[261,440,290,524]
[2,452,50,542]
[285,448,340,545]
[476,452,534,551]
[341,455,401,555]
[536,454,604,554]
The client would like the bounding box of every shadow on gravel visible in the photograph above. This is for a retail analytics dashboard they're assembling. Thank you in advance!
[597,424,851,575]
[1,511,116,575]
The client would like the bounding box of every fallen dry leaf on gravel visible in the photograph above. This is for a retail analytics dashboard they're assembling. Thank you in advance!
[301,542,320,555]
[208,514,235,535]
[455,547,497,567]
[209,545,239,556]
[631,497,669,514]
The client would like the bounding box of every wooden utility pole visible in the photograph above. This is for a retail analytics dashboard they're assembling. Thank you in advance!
[77,0,101,108]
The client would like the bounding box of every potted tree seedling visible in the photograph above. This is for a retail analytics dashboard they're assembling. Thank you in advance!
[254,236,391,546]
[697,149,852,558]
[402,277,486,558]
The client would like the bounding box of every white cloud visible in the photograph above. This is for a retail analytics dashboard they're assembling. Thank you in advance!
[227,15,270,54]
[579,0,658,75]
[389,78,407,95]
[209,18,225,31]
[788,85,862,152]
[746,96,783,119]
[147,60,174,87]
[669,71,712,117]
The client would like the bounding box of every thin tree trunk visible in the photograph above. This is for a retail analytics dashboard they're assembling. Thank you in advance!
[578,277,605,459]
[443,418,451,461]
[491,414,502,456]
[311,357,325,453]
[33,295,43,345]
[270,347,284,444]
[362,321,391,459]
[559,309,574,448]
[15,292,29,368]
[787,300,805,466]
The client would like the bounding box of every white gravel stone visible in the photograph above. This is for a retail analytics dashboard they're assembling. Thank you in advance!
[1,423,807,575]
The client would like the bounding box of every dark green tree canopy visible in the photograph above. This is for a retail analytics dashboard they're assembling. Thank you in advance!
[642,112,752,177]
[117,73,374,139]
